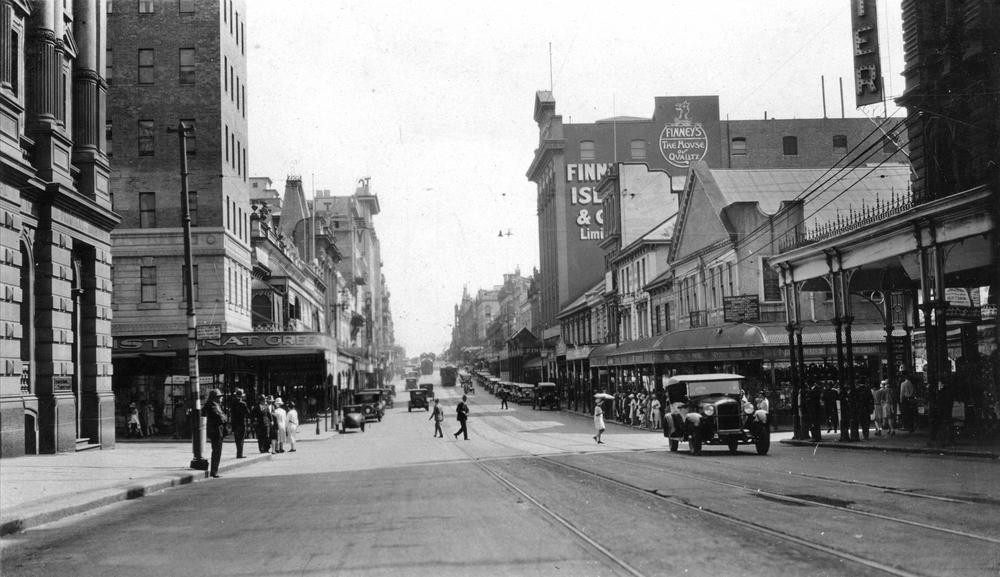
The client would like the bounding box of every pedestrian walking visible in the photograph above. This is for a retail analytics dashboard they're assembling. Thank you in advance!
[755,391,771,430]
[251,394,272,453]
[806,382,824,441]
[230,389,250,458]
[453,395,470,440]
[593,400,606,444]
[500,389,509,410]
[430,398,444,437]
[650,397,661,430]
[272,397,287,453]
[285,401,298,452]
[204,388,228,478]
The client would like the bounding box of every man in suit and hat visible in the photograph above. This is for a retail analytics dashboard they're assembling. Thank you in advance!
[204,389,228,478]
[230,389,251,458]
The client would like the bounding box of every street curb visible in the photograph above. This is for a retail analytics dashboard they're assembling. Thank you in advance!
[779,439,1000,460]
[0,452,273,537]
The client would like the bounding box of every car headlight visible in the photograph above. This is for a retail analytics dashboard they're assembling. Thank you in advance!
[703,405,715,417]
[743,402,755,415]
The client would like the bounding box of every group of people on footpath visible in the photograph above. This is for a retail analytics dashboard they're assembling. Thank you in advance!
[428,396,471,439]
[200,388,300,478]
[610,391,662,430]
[798,375,916,442]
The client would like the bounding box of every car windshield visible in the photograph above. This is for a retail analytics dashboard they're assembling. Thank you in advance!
[685,379,742,397]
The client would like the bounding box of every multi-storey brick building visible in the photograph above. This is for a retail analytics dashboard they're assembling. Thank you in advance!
[527,92,907,382]
[2,0,119,456]
[108,0,255,424]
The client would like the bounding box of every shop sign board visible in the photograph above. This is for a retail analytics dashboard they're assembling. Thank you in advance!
[851,0,882,107]
[196,324,221,340]
[723,295,761,322]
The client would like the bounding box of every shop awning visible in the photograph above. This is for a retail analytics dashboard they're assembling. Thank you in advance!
[588,343,620,368]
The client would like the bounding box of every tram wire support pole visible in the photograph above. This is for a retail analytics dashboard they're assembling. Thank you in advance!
[168,121,208,471]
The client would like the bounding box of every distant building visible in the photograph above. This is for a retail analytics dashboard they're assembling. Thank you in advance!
[2,0,120,456]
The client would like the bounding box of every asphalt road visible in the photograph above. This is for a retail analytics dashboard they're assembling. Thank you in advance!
[2,377,998,577]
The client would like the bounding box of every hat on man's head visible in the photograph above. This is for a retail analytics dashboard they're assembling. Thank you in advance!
[274,397,283,406]
[235,388,245,397]
[208,388,222,399]
[265,395,274,403]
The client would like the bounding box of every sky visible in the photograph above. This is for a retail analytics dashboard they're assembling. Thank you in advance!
[246,0,906,357]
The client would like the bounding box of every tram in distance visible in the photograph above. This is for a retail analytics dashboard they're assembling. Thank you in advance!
[440,365,458,387]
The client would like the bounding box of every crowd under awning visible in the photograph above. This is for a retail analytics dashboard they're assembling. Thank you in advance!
[588,322,887,367]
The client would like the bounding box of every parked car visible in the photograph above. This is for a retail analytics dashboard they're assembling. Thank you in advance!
[408,389,429,412]
[663,373,770,455]
[340,404,366,433]
[533,382,559,410]
[354,390,386,422]
[515,383,535,405]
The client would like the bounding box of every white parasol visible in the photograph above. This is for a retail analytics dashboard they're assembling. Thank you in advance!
[594,393,614,400]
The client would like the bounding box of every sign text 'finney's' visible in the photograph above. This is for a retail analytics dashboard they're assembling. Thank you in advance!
[566,163,608,241]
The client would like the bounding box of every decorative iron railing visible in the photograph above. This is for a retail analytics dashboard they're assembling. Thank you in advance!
[779,188,913,252]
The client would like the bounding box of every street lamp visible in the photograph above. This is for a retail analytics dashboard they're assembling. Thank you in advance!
[167,121,207,471]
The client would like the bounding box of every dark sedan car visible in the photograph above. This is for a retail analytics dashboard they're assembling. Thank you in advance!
[408,389,429,412]
[340,404,366,433]
[354,390,386,422]
[663,373,770,455]
[533,382,559,410]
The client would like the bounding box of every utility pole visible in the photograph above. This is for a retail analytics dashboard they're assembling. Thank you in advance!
[168,121,207,471]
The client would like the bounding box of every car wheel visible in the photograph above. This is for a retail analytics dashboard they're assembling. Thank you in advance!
[727,438,739,454]
[360,422,365,432]
[755,430,771,455]
[669,439,679,452]
[408,407,412,412]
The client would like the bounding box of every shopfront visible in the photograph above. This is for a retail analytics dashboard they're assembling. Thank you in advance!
[112,332,336,436]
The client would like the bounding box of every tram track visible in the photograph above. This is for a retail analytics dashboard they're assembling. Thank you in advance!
[472,455,935,577]
[580,451,1000,547]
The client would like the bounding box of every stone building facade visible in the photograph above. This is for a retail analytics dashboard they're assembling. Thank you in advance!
[1,0,119,456]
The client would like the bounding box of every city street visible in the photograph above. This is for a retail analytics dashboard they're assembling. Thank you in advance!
[2,378,997,577]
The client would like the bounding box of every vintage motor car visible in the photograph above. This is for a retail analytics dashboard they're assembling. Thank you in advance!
[378,386,395,408]
[354,390,385,422]
[408,389,429,412]
[339,404,366,433]
[405,376,419,390]
[533,382,559,410]
[515,383,535,405]
[418,382,434,398]
[663,373,770,455]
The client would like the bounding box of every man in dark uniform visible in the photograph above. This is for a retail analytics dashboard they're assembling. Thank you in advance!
[454,395,470,440]
[230,388,251,458]
[204,389,228,478]
[823,382,839,433]
[250,394,272,454]
[806,382,824,441]
[852,381,874,440]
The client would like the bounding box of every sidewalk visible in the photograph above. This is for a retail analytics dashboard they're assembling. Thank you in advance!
[779,429,1000,459]
[0,421,339,536]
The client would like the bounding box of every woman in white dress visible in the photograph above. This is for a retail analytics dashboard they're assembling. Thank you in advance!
[285,401,299,452]
[272,398,287,453]
[594,401,606,444]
